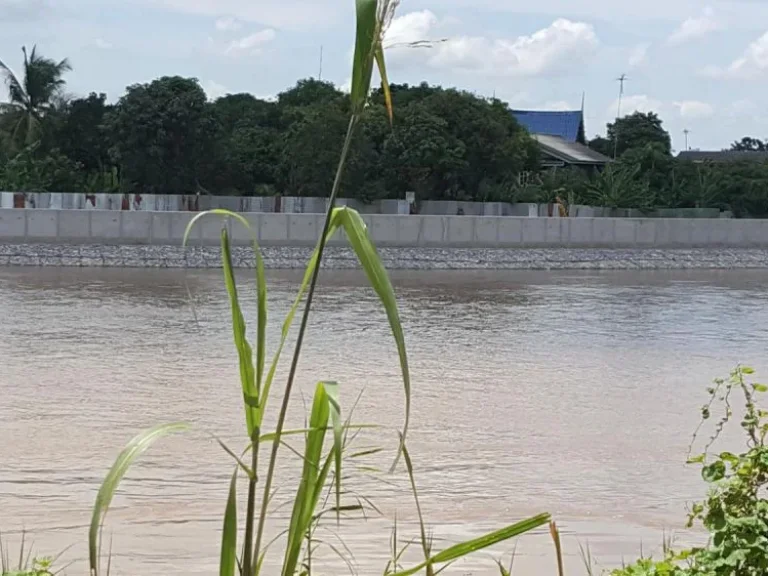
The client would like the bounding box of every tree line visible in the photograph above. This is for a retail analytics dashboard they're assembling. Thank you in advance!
[2,45,768,216]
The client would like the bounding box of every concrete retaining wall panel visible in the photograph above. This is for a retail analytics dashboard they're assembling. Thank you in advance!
[58,210,91,240]
[474,217,499,244]
[90,211,121,241]
[614,219,638,246]
[635,219,656,246]
[230,213,261,246]
[152,213,172,243]
[447,217,475,245]
[707,219,730,246]
[200,215,231,246]
[544,218,567,245]
[592,219,616,246]
[25,210,58,239]
[743,220,768,246]
[259,214,290,244]
[669,219,694,246]
[397,216,424,246]
[0,209,26,238]
[122,211,152,242]
[568,218,592,246]
[690,220,712,246]
[498,218,523,246]
[421,217,447,245]
[369,216,399,246]
[288,214,320,243]
[170,212,197,243]
[521,218,547,245]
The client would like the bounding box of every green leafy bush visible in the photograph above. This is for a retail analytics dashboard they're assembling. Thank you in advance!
[615,366,768,576]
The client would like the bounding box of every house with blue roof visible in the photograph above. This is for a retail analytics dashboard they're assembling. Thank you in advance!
[511,109,610,169]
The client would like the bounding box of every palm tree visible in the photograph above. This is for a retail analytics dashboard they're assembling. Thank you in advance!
[0,45,71,149]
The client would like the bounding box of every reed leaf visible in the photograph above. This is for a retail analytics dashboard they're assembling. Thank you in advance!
[220,468,238,576]
[374,46,393,124]
[281,381,342,576]
[389,514,552,576]
[255,207,410,468]
[184,210,267,439]
[88,422,189,575]
[350,0,378,115]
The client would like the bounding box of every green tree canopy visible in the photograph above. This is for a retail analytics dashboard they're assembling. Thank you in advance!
[601,112,672,158]
[105,76,214,194]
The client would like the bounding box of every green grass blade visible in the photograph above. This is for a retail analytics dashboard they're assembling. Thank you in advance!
[336,207,410,471]
[89,423,189,575]
[374,46,393,124]
[184,210,267,439]
[323,381,343,524]
[390,514,551,576]
[281,382,338,576]
[220,468,238,576]
[351,0,378,115]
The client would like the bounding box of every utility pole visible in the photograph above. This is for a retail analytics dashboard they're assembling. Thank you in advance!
[683,129,690,150]
[614,73,628,159]
[318,45,324,80]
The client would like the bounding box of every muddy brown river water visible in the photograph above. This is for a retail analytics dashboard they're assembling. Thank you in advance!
[2,267,768,575]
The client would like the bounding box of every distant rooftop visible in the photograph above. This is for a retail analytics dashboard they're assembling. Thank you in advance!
[677,150,768,163]
[533,134,611,166]
[511,110,585,143]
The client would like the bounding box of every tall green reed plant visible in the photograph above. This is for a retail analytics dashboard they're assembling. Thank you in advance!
[88,2,550,575]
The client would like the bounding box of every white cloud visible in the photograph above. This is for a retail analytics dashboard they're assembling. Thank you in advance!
[93,38,113,50]
[215,16,242,32]
[668,7,720,45]
[628,43,649,67]
[387,12,598,78]
[224,29,276,55]
[385,10,438,47]
[674,100,714,119]
[708,30,768,79]
[609,94,663,118]
[204,80,230,100]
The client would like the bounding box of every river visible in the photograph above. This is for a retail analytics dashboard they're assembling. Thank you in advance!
[1,267,767,575]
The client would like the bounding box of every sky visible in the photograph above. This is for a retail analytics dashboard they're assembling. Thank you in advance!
[1,0,768,151]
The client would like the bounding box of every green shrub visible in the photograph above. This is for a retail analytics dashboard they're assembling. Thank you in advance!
[616,366,768,576]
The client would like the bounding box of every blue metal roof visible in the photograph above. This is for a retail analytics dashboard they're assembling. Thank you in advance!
[510,110,584,143]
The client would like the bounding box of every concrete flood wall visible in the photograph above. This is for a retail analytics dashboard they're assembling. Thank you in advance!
[2,209,768,248]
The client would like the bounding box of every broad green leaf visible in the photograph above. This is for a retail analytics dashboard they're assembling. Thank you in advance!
[390,514,552,576]
[753,383,768,393]
[220,468,238,576]
[687,454,706,464]
[89,423,189,575]
[184,210,267,440]
[350,0,378,115]
[741,367,755,375]
[702,460,726,483]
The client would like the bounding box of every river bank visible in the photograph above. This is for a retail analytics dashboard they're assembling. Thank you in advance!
[3,243,768,269]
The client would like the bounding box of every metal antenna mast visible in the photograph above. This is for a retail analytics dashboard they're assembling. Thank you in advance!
[683,128,691,151]
[614,73,628,159]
